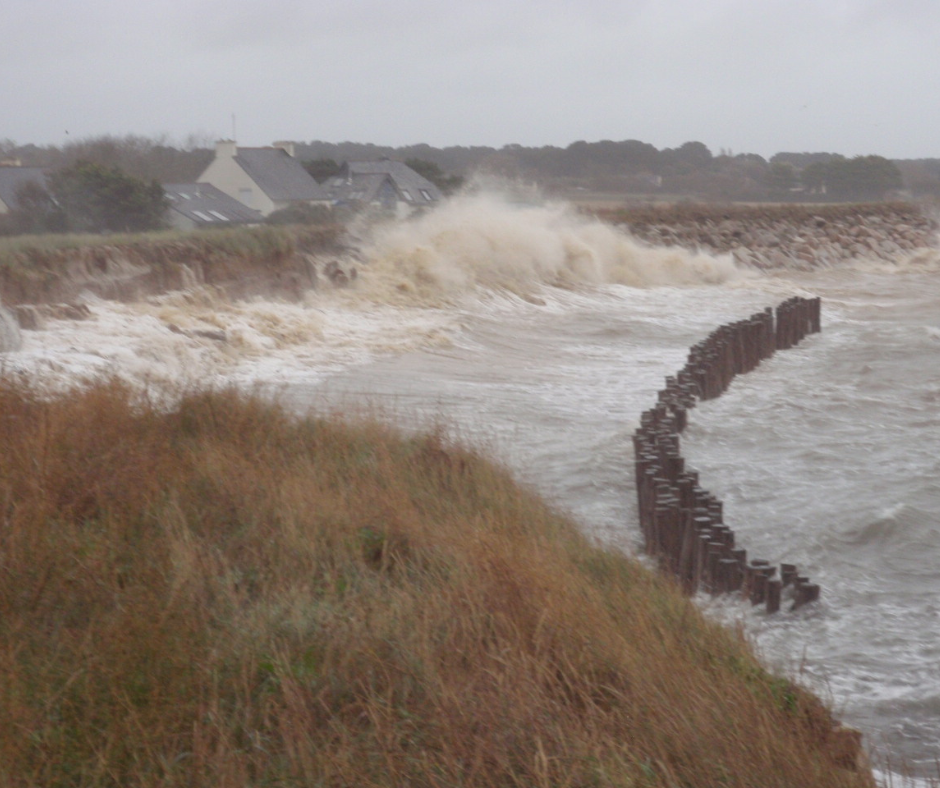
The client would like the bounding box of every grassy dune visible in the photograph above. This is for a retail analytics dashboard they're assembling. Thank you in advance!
[0,224,340,270]
[0,225,342,306]
[0,378,869,787]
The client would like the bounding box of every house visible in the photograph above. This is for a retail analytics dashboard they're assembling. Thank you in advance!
[0,166,48,214]
[197,140,330,217]
[325,159,443,210]
[163,183,263,231]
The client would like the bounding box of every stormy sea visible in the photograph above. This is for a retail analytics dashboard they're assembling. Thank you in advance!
[6,193,940,782]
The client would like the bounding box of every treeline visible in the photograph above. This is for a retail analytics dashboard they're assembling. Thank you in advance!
[4,134,940,204]
[1,160,168,236]
[0,135,213,184]
[298,139,938,201]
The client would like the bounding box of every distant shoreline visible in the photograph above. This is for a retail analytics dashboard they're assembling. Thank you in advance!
[1,202,936,326]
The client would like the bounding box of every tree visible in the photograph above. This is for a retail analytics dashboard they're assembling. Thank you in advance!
[659,141,713,175]
[8,181,66,234]
[404,159,464,195]
[47,160,168,233]
[675,141,713,167]
[765,161,798,193]
[808,155,903,200]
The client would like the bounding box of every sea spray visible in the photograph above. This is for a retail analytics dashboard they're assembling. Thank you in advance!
[355,192,742,306]
[7,192,742,388]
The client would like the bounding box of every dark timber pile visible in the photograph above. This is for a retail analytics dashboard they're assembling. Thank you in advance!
[633,297,822,613]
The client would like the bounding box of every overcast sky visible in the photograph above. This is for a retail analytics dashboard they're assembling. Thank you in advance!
[4,0,939,159]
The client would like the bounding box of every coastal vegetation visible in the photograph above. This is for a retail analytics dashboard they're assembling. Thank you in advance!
[0,376,872,787]
[3,133,936,209]
[44,160,168,234]
[0,224,342,307]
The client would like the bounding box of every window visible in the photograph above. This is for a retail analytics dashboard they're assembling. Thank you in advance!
[419,189,433,201]
[209,210,228,221]
[193,210,214,221]
[400,189,413,201]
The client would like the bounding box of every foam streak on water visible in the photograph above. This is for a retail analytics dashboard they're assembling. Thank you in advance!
[3,195,939,780]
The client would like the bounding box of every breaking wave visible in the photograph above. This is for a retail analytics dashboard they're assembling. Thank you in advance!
[352,192,742,306]
[4,191,744,389]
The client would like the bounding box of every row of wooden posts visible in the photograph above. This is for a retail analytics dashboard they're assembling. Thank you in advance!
[632,296,823,613]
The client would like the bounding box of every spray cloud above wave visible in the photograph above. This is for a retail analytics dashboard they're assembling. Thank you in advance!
[4,189,743,391]
[354,191,741,306]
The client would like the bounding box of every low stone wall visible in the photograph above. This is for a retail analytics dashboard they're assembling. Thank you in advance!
[598,202,938,269]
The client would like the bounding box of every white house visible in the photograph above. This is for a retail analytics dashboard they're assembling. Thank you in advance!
[197,140,330,217]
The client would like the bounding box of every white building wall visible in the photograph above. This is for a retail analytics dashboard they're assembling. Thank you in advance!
[197,142,278,216]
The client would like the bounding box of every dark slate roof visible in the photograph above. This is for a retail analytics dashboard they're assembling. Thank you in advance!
[331,160,444,205]
[164,183,263,225]
[0,167,48,210]
[326,172,394,204]
[233,148,329,202]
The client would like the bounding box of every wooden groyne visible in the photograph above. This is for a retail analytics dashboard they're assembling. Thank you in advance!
[633,296,822,613]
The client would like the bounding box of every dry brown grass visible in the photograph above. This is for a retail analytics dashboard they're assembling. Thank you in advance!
[0,224,343,306]
[0,377,871,787]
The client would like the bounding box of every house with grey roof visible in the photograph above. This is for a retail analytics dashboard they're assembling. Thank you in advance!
[197,140,330,217]
[325,159,443,210]
[0,167,48,214]
[163,183,263,231]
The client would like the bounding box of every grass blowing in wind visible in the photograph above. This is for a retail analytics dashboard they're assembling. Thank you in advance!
[0,375,870,787]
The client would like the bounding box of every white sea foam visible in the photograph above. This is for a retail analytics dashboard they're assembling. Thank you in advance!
[353,192,742,306]
[3,196,940,778]
[4,191,741,391]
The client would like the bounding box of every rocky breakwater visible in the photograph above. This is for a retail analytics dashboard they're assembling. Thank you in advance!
[600,202,938,269]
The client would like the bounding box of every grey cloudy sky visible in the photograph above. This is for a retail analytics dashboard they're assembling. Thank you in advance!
[5,0,939,158]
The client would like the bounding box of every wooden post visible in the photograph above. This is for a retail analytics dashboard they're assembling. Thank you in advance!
[630,296,821,614]
[793,582,821,610]
[780,563,798,587]
[749,571,768,605]
[765,579,782,614]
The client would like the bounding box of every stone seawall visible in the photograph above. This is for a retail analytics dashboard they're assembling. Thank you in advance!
[598,202,938,269]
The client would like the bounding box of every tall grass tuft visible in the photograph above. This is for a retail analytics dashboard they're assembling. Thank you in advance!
[0,376,870,787]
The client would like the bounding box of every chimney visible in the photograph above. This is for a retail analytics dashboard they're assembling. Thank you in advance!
[215,139,237,158]
[273,140,296,157]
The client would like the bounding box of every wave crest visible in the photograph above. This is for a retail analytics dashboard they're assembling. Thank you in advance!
[355,193,741,305]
